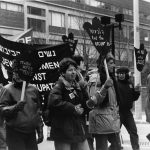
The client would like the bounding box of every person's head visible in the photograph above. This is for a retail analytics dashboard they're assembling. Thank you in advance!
[72,55,85,71]
[97,52,115,85]
[11,60,23,87]
[106,52,115,74]
[116,66,129,81]
[59,58,77,82]
[12,72,23,83]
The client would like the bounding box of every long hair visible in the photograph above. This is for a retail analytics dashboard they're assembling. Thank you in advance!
[97,52,120,106]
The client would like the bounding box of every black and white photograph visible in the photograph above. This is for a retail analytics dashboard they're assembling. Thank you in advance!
[0,0,150,150]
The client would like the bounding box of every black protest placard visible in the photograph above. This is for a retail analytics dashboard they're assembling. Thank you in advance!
[0,35,74,96]
[31,43,73,95]
[62,32,78,55]
[83,17,111,72]
[83,17,111,55]
[134,43,147,72]
[12,49,41,82]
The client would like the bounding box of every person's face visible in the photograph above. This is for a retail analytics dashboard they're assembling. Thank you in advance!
[13,72,23,83]
[117,73,126,80]
[107,59,115,73]
[63,65,77,82]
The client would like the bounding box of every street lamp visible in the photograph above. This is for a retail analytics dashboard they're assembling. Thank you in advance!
[101,14,124,56]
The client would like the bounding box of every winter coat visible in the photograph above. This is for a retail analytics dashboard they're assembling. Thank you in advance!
[48,76,89,143]
[0,85,5,126]
[0,83,43,133]
[89,85,120,134]
[117,80,140,112]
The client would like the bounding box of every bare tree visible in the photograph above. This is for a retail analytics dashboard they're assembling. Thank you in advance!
[71,7,99,70]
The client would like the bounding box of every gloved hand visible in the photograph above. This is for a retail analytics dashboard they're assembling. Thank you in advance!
[74,104,84,115]
[37,134,44,144]
[2,101,26,118]
[86,96,97,109]
[104,78,113,89]
[134,83,141,92]
[15,101,26,111]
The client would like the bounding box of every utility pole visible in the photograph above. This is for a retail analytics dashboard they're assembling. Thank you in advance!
[134,0,142,120]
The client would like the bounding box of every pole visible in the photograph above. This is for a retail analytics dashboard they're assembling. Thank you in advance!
[21,81,26,101]
[112,24,115,57]
[133,0,142,120]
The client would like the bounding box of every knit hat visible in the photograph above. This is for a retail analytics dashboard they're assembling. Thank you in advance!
[116,66,129,74]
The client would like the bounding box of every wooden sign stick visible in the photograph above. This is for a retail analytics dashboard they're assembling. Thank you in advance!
[20,81,26,101]
[104,59,110,79]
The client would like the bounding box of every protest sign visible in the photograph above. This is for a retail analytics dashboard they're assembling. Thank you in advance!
[0,35,74,96]
[7,28,33,44]
[83,17,111,78]
[62,32,78,55]
[134,43,147,72]
[83,17,111,54]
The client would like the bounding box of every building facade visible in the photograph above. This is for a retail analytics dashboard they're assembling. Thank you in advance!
[0,0,150,71]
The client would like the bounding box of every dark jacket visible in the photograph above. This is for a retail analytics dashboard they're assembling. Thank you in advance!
[48,76,89,143]
[117,80,140,112]
[0,83,43,133]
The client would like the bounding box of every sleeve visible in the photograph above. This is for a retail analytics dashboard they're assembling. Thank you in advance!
[86,85,108,108]
[0,88,19,118]
[132,90,140,101]
[79,81,90,114]
[95,85,108,105]
[47,83,77,115]
[131,83,140,101]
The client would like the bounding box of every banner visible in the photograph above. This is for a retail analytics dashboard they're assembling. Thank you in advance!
[7,28,33,44]
[0,35,73,96]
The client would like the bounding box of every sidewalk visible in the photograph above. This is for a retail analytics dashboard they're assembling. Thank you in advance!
[121,114,150,149]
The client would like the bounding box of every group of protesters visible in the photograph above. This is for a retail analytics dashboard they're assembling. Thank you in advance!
[0,52,142,150]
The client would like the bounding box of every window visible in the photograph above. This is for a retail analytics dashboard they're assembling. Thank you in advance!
[89,0,105,8]
[27,6,45,16]
[75,0,81,3]
[123,8,133,16]
[129,26,134,43]
[1,2,6,9]
[49,11,65,27]
[128,49,133,62]
[68,15,92,30]
[140,28,149,43]
[27,18,46,33]
[115,48,127,61]
[110,5,119,13]
[68,15,82,30]
[0,2,23,12]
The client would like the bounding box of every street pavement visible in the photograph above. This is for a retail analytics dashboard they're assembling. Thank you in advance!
[38,114,150,150]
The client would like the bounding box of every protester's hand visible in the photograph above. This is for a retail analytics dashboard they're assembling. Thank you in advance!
[15,101,26,111]
[86,96,97,109]
[104,78,113,89]
[36,125,44,144]
[135,83,141,92]
[75,104,84,115]
[37,133,44,144]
